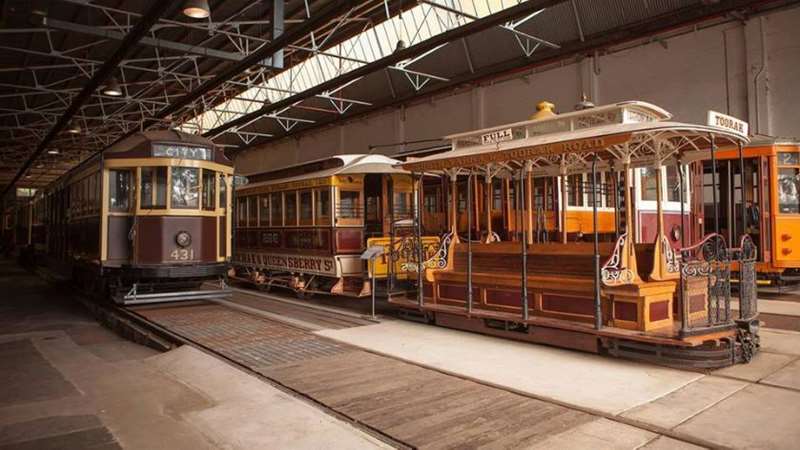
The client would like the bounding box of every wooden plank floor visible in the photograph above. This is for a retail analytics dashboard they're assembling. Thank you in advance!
[136,303,596,449]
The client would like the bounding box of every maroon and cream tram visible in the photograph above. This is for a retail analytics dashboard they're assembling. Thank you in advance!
[232,154,439,298]
[18,130,234,304]
[395,100,759,368]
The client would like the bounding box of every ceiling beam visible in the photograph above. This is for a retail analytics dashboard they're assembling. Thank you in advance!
[238,0,792,150]
[204,0,569,140]
[1,0,182,196]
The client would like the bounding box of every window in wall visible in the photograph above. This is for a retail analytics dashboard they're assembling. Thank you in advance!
[339,190,360,218]
[315,189,331,225]
[641,168,659,201]
[424,190,439,214]
[202,169,216,210]
[586,172,603,208]
[171,167,199,209]
[141,167,167,209]
[270,192,283,226]
[285,191,298,225]
[299,190,313,224]
[259,195,269,226]
[492,179,503,210]
[394,192,411,218]
[109,169,131,211]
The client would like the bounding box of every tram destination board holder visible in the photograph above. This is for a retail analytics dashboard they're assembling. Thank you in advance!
[361,245,385,319]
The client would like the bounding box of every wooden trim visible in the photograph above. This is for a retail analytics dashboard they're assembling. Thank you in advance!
[104,157,232,173]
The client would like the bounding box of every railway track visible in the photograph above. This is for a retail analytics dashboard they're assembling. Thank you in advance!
[84,287,734,450]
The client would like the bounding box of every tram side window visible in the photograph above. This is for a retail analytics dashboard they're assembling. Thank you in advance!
[247,196,258,226]
[666,166,683,202]
[641,168,659,201]
[202,169,216,211]
[339,190,360,219]
[567,174,584,207]
[778,167,800,213]
[492,179,503,210]
[285,191,298,225]
[109,169,131,211]
[219,175,227,209]
[315,189,331,226]
[171,167,199,209]
[299,190,313,225]
[270,192,282,226]
[237,197,247,226]
[259,195,269,226]
[141,167,167,209]
[424,190,439,213]
[394,192,411,217]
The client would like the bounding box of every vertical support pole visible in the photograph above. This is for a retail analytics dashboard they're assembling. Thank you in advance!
[449,173,459,241]
[592,155,601,330]
[415,173,424,308]
[519,169,529,321]
[370,257,377,319]
[738,141,747,241]
[678,161,689,334]
[467,171,473,314]
[655,161,665,240]
[485,166,493,243]
[560,160,568,244]
[526,166,534,245]
[710,133,720,236]
[613,169,621,239]
[271,0,285,69]
[623,156,633,239]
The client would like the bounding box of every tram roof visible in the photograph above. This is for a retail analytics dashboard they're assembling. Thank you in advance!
[400,101,750,175]
[239,154,408,191]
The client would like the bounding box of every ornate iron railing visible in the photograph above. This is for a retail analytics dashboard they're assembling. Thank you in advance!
[732,234,758,321]
[679,233,732,331]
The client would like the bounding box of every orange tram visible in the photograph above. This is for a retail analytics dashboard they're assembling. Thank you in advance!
[392,101,759,369]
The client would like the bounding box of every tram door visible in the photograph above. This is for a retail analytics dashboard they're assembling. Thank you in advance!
[364,173,383,238]
[703,157,766,260]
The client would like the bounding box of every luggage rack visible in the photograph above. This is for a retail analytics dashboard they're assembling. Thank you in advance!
[116,279,232,306]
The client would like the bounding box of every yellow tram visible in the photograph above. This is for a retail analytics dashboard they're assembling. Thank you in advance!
[232,154,439,297]
[394,100,758,368]
[17,130,235,304]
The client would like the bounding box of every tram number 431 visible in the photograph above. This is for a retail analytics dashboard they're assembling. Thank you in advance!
[170,248,195,261]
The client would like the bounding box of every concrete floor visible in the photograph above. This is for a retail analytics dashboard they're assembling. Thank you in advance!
[319,321,800,450]
[0,260,388,450]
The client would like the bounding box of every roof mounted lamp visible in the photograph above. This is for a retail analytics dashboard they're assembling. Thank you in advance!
[529,101,556,121]
[66,121,81,134]
[47,148,59,155]
[575,93,596,111]
[102,76,123,97]
[183,0,211,19]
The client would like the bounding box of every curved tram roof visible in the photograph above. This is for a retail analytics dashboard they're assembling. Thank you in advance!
[400,101,750,177]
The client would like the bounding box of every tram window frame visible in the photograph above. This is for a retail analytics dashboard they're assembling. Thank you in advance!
[567,174,584,207]
[170,166,200,210]
[394,191,412,218]
[299,190,313,225]
[423,188,439,214]
[270,192,283,226]
[247,195,258,226]
[285,191,298,226]
[202,169,216,211]
[259,195,270,226]
[109,169,132,212]
[315,188,331,226]
[338,190,361,219]
[777,152,800,214]
[219,174,227,210]
[140,167,167,209]
[237,197,247,227]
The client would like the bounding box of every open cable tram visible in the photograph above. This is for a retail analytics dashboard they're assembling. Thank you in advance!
[395,100,759,369]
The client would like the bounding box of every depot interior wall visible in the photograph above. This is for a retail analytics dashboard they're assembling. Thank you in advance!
[237,6,800,175]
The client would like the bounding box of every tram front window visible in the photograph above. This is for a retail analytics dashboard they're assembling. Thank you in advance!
[778,167,800,213]
[339,191,360,218]
[109,169,131,211]
[171,167,199,209]
[140,167,166,209]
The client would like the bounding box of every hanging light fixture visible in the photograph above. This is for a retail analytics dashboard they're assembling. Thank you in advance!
[183,0,210,19]
[102,76,123,96]
[66,121,81,134]
[47,148,59,155]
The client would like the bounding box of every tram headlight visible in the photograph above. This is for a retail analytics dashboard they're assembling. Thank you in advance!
[175,231,192,248]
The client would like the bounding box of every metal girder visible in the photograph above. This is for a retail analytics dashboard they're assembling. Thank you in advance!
[1,0,182,196]
[232,0,788,150]
[208,0,569,141]
[42,17,249,63]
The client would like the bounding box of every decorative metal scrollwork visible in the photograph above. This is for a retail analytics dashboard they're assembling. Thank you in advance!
[678,233,732,328]
[736,234,758,321]
[661,234,680,274]
[602,233,636,286]
[737,327,758,363]
[423,231,453,270]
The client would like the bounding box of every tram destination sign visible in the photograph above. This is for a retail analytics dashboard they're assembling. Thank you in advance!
[481,128,514,145]
[707,111,748,137]
[152,143,213,161]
